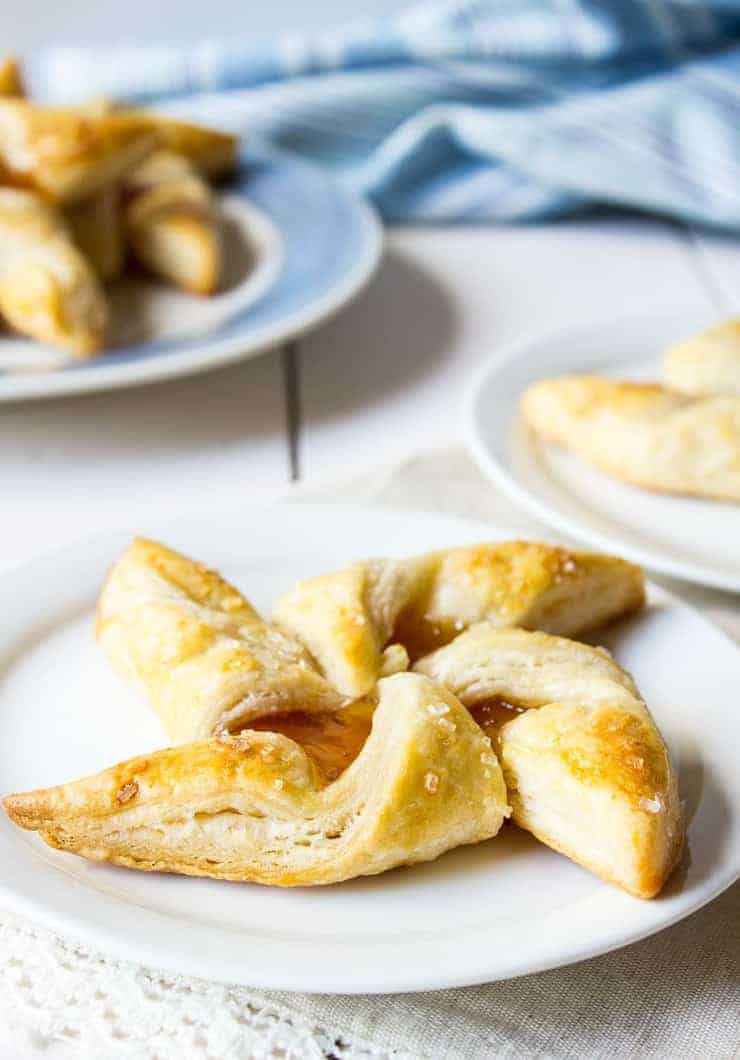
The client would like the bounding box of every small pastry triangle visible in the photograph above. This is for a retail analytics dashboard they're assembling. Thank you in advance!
[0,188,109,355]
[4,674,509,886]
[96,538,344,743]
[111,110,238,179]
[122,150,222,295]
[522,375,740,501]
[415,625,683,898]
[0,99,155,203]
[273,542,645,698]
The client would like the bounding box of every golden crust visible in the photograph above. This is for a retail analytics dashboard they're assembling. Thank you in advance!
[502,702,682,899]
[0,188,109,355]
[521,374,740,501]
[0,57,24,98]
[112,111,238,179]
[0,100,157,204]
[3,674,509,886]
[664,318,740,397]
[6,533,684,897]
[273,542,645,698]
[66,186,125,282]
[96,538,344,743]
[415,626,683,898]
[123,150,221,294]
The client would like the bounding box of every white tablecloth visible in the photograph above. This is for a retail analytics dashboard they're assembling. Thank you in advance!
[1,448,738,1060]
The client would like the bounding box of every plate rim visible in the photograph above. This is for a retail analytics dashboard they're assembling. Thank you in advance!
[0,502,737,994]
[0,155,383,403]
[463,305,740,593]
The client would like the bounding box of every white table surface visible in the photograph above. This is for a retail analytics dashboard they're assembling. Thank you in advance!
[3,0,739,573]
[2,216,739,573]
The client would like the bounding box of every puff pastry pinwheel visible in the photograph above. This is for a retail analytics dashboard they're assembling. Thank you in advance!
[0,100,155,203]
[273,542,645,699]
[522,375,740,502]
[0,188,108,355]
[122,150,222,295]
[414,625,683,898]
[96,538,344,744]
[66,186,125,282]
[664,318,740,397]
[3,673,509,886]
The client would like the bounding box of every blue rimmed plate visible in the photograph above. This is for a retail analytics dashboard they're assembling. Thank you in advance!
[0,145,382,401]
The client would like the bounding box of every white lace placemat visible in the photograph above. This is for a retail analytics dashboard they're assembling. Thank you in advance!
[1,448,738,1060]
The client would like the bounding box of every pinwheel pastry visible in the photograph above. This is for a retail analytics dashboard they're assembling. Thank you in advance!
[273,541,645,697]
[4,536,683,896]
[122,149,222,295]
[521,375,740,502]
[415,625,682,897]
[0,188,108,354]
[4,672,510,885]
[664,318,740,397]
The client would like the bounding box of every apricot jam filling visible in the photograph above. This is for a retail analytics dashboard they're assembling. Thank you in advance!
[248,699,376,781]
[469,697,526,748]
[246,695,528,783]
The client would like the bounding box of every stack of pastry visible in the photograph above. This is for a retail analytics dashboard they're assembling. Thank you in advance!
[4,535,684,899]
[0,56,237,356]
[521,318,740,502]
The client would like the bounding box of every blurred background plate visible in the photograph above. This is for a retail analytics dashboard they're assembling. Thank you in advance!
[466,305,740,592]
[0,145,382,401]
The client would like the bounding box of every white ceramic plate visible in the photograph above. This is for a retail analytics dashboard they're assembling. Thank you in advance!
[0,505,737,994]
[0,146,382,401]
[466,305,740,591]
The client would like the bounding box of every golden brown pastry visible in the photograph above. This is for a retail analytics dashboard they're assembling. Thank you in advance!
[521,375,740,502]
[273,542,645,699]
[664,318,740,396]
[111,110,237,179]
[96,538,344,744]
[0,100,155,203]
[414,625,683,898]
[0,57,24,98]
[66,186,125,282]
[0,188,108,355]
[3,673,509,886]
[122,149,221,294]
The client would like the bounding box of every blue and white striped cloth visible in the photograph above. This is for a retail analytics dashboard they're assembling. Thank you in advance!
[32,1,740,227]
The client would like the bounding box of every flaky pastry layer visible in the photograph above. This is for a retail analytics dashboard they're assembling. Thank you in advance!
[273,542,644,698]
[415,626,683,897]
[522,374,740,501]
[0,188,108,354]
[664,318,740,397]
[96,538,343,743]
[4,674,509,886]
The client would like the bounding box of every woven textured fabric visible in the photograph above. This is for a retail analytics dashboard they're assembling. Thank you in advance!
[1,447,738,1060]
[0,914,411,1060]
[31,0,740,228]
[273,886,740,1060]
